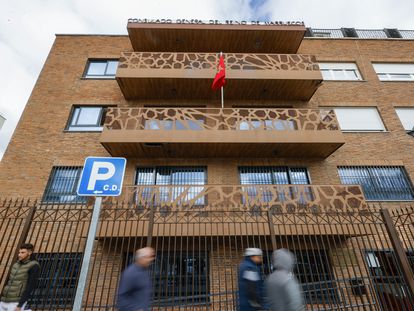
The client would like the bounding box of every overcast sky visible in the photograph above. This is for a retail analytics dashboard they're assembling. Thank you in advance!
[1,0,414,160]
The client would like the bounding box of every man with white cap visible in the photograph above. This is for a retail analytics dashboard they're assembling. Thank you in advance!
[238,248,264,310]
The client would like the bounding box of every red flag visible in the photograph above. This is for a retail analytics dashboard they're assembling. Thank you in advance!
[212,54,226,90]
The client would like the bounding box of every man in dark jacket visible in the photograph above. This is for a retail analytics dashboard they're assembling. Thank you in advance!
[238,248,264,311]
[0,243,40,311]
[265,249,304,311]
[117,247,155,311]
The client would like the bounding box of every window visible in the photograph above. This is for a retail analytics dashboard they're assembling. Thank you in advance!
[125,251,209,306]
[239,167,310,185]
[135,167,207,206]
[145,119,204,131]
[372,63,414,81]
[84,59,118,78]
[239,167,311,204]
[365,250,414,309]
[42,167,86,203]
[67,106,107,131]
[319,63,362,81]
[238,119,296,131]
[395,107,414,131]
[333,107,385,131]
[29,253,82,307]
[338,166,414,200]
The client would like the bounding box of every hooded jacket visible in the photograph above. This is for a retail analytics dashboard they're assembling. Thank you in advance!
[265,249,304,311]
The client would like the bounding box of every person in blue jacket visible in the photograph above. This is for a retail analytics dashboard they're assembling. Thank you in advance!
[238,248,265,310]
[117,247,155,311]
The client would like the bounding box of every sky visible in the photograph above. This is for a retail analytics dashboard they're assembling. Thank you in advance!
[1,0,414,160]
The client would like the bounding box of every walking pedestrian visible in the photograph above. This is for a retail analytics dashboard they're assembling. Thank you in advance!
[0,243,40,311]
[117,247,155,311]
[238,248,264,310]
[265,248,304,311]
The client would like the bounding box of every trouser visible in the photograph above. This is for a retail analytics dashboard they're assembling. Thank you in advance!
[0,301,27,311]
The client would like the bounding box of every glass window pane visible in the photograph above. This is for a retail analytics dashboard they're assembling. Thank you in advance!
[106,61,118,75]
[334,107,385,131]
[43,167,85,203]
[76,107,101,125]
[332,70,347,80]
[395,108,414,131]
[86,61,107,76]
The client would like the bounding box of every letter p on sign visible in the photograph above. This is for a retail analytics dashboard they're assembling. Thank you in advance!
[87,162,116,191]
[77,157,127,196]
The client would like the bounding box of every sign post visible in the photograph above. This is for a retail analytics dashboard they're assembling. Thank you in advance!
[72,157,126,311]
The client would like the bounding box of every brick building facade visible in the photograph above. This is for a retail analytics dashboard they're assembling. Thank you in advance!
[0,22,413,310]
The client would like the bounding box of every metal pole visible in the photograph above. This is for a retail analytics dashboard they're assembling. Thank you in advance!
[221,86,224,109]
[73,196,102,311]
[220,51,224,109]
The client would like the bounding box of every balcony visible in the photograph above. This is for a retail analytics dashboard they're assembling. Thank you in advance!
[116,52,322,100]
[127,21,305,53]
[97,184,368,237]
[100,107,344,158]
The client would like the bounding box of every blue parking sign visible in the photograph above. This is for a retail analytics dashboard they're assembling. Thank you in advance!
[77,157,127,196]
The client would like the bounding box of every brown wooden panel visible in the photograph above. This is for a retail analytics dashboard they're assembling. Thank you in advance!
[127,22,305,53]
[117,77,321,101]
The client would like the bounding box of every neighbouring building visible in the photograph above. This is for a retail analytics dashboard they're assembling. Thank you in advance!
[0,114,5,130]
[0,21,413,310]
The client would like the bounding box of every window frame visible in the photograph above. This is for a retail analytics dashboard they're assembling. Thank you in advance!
[331,107,386,132]
[135,166,208,207]
[372,63,414,82]
[238,166,311,185]
[42,166,86,204]
[65,105,108,132]
[395,107,414,131]
[338,166,414,201]
[83,59,119,79]
[319,62,363,81]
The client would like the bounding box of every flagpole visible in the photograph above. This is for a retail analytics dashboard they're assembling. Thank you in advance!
[221,86,224,109]
[220,52,224,109]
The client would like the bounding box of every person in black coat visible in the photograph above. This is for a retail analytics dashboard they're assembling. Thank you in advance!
[117,247,155,311]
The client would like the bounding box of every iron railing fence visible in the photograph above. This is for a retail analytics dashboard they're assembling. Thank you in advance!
[0,198,413,310]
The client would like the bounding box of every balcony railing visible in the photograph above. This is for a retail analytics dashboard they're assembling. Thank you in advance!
[118,52,319,72]
[104,107,339,131]
[113,184,368,213]
[100,107,344,158]
[116,52,322,100]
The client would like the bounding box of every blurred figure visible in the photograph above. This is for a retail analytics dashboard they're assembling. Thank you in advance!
[238,248,264,310]
[265,249,304,311]
[117,247,155,311]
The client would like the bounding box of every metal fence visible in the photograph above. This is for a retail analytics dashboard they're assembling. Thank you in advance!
[307,28,414,39]
[0,197,413,310]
